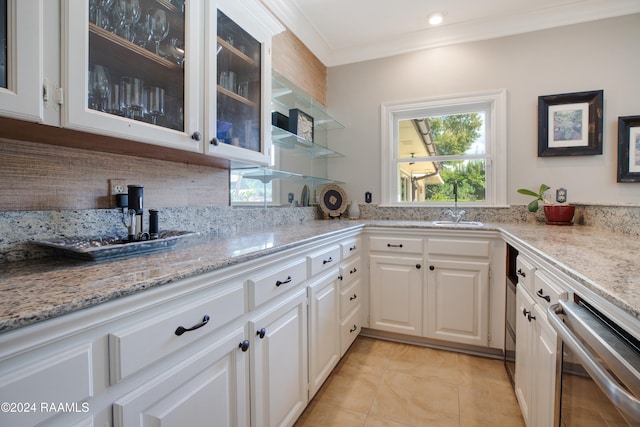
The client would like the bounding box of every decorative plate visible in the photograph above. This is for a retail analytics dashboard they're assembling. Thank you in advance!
[301,185,310,207]
[319,184,348,218]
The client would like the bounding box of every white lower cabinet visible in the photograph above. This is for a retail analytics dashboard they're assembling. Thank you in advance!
[514,286,535,426]
[425,259,489,346]
[369,254,424,336]
[250,288,308,427]
[113,327,249,427]
[307,269,341,398]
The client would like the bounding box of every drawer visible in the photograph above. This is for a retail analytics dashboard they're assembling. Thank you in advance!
[533,270,568,312]
[426,238,491,258]
[515,255,536,293]
[0,345,92,427]
[307,245,342,277]
[339,257,361,286]
[340,305,361,356]
[341,237,361,260]
[369,236,423,254]
[247,258,307,308]
[109,283,244,384]
[340,278,361,319]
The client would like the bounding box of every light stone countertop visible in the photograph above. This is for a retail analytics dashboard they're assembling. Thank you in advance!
[0,220,638,334]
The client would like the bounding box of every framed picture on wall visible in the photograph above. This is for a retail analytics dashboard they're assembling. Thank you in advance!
[537,90,603,157]
[617,115,640,182]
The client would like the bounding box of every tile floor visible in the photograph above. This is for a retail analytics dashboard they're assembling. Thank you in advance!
[294,336,525,427]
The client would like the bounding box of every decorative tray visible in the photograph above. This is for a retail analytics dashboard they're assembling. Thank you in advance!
[33,230,196,261]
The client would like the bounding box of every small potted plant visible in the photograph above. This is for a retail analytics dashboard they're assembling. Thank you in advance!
[517,184,575,225]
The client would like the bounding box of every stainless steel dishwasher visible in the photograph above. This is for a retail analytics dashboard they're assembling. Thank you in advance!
[548,296,640,426]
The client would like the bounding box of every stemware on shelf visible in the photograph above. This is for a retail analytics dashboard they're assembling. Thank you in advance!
[105,82,123,116]
[144,86,164,125]
[147,8,169,55]
[164,37,185,67]
[113,0,141,42]
[91,0,114,30]
[132,18,151,48]
[90,64,111,111]
[120,76,144,120]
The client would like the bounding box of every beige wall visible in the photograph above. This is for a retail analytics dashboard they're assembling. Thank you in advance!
[326,14,640,206]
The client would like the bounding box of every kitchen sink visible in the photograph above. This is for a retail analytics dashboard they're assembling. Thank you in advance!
[33,230,196,261]
[431,221,484,227]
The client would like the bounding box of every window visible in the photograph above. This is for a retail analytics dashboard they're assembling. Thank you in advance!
[381,90,507,206]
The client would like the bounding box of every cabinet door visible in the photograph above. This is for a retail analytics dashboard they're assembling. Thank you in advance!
[250,288,308,427]
[425,259,489,346]
[514,287,535,426]
[204,0,281,165]
[0,0,44,122]
[62,0,203,152]
[369,254,423,336]
[532,303,559,427]
[308,270,340,398]
[113,327,249,427]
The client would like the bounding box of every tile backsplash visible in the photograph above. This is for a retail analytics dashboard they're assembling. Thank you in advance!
[1,203,638,263]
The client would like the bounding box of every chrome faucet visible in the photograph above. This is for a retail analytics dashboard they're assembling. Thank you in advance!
[445,181,466,223]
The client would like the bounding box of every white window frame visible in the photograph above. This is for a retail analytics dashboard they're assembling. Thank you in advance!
[380,89,507,207]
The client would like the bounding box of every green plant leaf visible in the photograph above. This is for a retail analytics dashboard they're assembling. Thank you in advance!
[527,200,539,212]
[538,184,550,194]
[517,188,541,198]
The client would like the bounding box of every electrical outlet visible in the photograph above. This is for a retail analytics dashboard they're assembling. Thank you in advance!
[109,179,127,208]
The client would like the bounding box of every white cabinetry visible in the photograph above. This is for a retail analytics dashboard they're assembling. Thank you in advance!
[513,254,566,427]
[0,0,46,122]
[60,0,281,163]
[250,288,308,427]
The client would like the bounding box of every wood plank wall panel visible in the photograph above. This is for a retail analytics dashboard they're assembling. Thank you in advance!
[0,138,229,211]
[272,29,327,105]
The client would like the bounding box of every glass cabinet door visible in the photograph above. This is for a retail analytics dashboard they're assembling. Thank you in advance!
[0,0,44,122]
[63,0,202,152]
[205,1,280,165]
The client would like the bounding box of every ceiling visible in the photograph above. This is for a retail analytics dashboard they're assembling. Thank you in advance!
[260,0,640,66]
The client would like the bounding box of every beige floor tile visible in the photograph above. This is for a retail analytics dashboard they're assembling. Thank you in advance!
[386,343,459,385]
[457,353,513,395]
[294,400,367,427]
[369,370,460,426]
[459,388,525,427]
[342,336,395,369]
[364,415,414,427]
[315,360,383,412]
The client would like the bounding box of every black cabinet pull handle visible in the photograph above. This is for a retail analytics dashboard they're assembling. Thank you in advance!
[350,293,357,301]
[239,340,250,352]
[349,245,357,251]
[323,257,333,265]
[257,328,266,339]
[350,267,357,274]
[175,315,210,336]
[387,243,403,248]
[522,308,530,318]
[275,276,292,287]
[349,325,357,333]
[191,131,202,141]
[536,289,551,302]
[517,269,526,277]
[429,265,435,270]
[338,274,344,281]
[527,312,536,322]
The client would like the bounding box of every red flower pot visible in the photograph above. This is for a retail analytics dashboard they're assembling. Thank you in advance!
[543,205,575,225]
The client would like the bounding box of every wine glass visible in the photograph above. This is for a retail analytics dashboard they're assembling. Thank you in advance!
[92,0,114,30]
[132,19,151,48]
[147,9,169,55]
[113,0,141,42]
[144,86,165,125]
[120,76,144,120]
[91,65,111,111]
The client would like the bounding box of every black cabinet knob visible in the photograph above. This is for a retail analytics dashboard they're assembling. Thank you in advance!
[429,265,435,270]
[210,137,219,146]
[256,328,266,339]
[191,131,202,141]
[239,340,250,352]
[416,264,422,269]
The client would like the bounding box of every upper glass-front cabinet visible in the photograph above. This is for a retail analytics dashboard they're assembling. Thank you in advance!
[62,0,281,161]
[204,1,282,165]
[0,0,45,122]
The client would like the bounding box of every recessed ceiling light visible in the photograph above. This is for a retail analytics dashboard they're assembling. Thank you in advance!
[428,12,444,26]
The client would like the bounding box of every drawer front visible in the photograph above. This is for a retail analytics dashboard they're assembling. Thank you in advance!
[307,245,342,277]
[341,237,361,260]
[0,345,92,427]
[369,236,423,254]
[109,284,244,384]
[427,238,491,258]
[340,279,361,319]
[515,255,536,293]
[247,258,307,308]
[340,306,361,356]
[534,270,568,313]
[339,257,361,287]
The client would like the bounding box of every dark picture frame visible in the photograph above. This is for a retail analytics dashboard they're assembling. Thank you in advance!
[289,108,314,143]
[617,115,640,182]
[538,90,603,157]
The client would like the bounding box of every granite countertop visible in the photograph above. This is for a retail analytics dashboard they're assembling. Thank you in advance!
[0,220,638,334]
